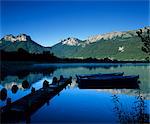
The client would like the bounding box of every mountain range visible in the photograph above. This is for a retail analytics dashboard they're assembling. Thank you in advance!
[0,27,149,61]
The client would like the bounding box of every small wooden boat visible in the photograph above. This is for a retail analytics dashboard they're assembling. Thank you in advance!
[78,75,139,83]
[76,72,124,82]
[76,72,124,78]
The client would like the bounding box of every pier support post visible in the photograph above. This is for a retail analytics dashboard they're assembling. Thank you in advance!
[7,98,11,106]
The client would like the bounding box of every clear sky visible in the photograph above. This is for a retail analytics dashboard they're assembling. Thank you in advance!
[1,0,149,46]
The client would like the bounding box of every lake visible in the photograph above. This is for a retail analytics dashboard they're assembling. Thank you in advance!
[0,62,150,123]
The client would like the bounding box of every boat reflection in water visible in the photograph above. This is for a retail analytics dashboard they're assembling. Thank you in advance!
[77,80,140,89]
[76,72,140,89]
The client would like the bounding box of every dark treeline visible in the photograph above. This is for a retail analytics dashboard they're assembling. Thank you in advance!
[0,48,149,63]
[1,48,58,62]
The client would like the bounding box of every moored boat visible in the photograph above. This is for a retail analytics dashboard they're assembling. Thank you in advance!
[76,72,124,81]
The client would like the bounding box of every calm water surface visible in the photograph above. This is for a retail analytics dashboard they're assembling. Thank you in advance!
[1,63,150,123]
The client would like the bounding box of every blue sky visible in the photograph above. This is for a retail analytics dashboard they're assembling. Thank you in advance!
[1,0,149,46]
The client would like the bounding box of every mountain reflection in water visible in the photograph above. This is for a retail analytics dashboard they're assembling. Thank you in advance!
[0,62,150,123]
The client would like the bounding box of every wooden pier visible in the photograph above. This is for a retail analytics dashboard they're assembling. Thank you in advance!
[0,77,72,123]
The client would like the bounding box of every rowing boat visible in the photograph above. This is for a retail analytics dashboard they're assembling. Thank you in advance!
[76,72,124,82]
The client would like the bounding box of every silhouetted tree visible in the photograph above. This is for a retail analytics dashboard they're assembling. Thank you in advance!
[136,27,150,55]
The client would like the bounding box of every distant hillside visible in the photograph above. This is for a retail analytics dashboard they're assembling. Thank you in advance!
[0,27,149,61]
[0,34,51,54]
[51,27,150,61]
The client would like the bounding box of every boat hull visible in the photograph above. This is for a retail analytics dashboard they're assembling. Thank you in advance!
[76,72,124,79]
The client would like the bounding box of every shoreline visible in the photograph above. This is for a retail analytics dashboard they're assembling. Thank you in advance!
[1,60,150,64]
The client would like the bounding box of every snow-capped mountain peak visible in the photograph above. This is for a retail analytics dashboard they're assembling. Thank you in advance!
[61,37,80,46]
[86,32,132,43]
[3,34,16,42]
[16,34,31,41]
[2,34,32,42]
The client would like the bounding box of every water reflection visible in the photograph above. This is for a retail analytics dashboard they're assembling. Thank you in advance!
[1,62,55,81]
[0,62,150,123]
[112,89,149,123]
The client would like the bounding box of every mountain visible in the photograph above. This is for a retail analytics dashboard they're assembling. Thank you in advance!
[0,34,51,54]
[1,27,149,61]
[61,37,82,46]
[51,27,150,61]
